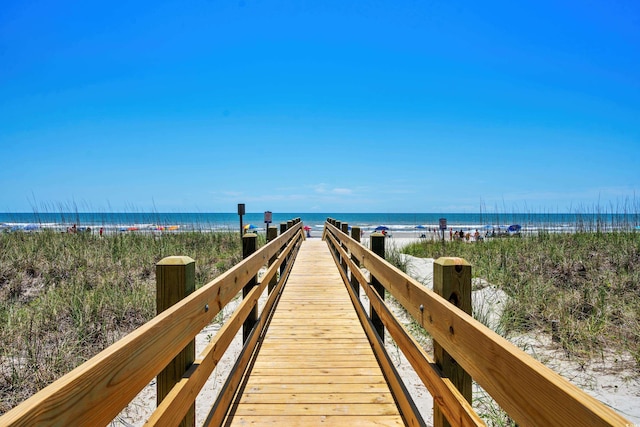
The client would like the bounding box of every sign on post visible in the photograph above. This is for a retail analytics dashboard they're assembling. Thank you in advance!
[238,203,246,239]
[439,217,447,243]
[264,211,272,234]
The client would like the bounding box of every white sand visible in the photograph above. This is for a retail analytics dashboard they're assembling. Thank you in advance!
[114,236,639,426]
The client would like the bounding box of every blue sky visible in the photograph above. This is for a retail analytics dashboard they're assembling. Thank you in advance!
[1,0,638,213]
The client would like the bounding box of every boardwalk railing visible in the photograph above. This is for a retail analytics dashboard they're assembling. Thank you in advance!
[323,218,630,427]
[0,219,305,427]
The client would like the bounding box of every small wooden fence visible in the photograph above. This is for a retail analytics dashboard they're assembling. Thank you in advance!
[323,218,630,427]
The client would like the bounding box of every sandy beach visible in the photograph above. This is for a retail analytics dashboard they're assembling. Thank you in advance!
[111,234,640,426]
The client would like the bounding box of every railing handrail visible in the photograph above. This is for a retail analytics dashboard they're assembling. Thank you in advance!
[0,221,304,427]
[323,220,629,427]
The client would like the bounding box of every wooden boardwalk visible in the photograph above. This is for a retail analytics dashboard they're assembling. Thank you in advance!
[224,239,405,426]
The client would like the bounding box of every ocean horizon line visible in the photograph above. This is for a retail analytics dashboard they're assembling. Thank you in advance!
[2,211,639,233]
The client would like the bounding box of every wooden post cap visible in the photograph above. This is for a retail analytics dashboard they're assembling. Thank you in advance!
[434,257,470,267]
[157,256,195,266]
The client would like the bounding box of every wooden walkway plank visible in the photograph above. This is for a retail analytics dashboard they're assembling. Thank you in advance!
[227,416,404,426]
[224,239,407,426]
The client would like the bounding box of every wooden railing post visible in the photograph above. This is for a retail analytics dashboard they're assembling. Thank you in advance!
[370,232,385,342]
[334,221,342,258]
[340,222,349,274]
[267,226,278,293]
[350,226,361,295]
[156,256,196,427]
[433,257,472,427]
[279,222,288,276]
[243,232,258,343]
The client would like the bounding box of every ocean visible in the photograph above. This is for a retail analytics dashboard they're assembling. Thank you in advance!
[1,211,638,234]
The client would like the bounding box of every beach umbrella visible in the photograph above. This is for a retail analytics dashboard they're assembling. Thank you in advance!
[23,224,39,231]
[508,224,522,233]
[374,226,389,231]
[415,225,426,229]
[244,224,258,230]
[303,226,312,231]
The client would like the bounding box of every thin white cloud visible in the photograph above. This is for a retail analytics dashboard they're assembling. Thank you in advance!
[332,188,352,195]
[313,184,328,194]
[312,184,354,195]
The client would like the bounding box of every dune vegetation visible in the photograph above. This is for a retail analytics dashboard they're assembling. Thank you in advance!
[0,230,241,414]
[402,231,640,368]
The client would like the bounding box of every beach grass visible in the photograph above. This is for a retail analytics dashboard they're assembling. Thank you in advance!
[0,230,241,414]
[401,231,640,368]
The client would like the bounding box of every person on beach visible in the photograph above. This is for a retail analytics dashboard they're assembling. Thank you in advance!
[99,227,103,237]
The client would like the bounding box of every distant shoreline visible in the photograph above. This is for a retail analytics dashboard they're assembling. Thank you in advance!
[2,210,639,234]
